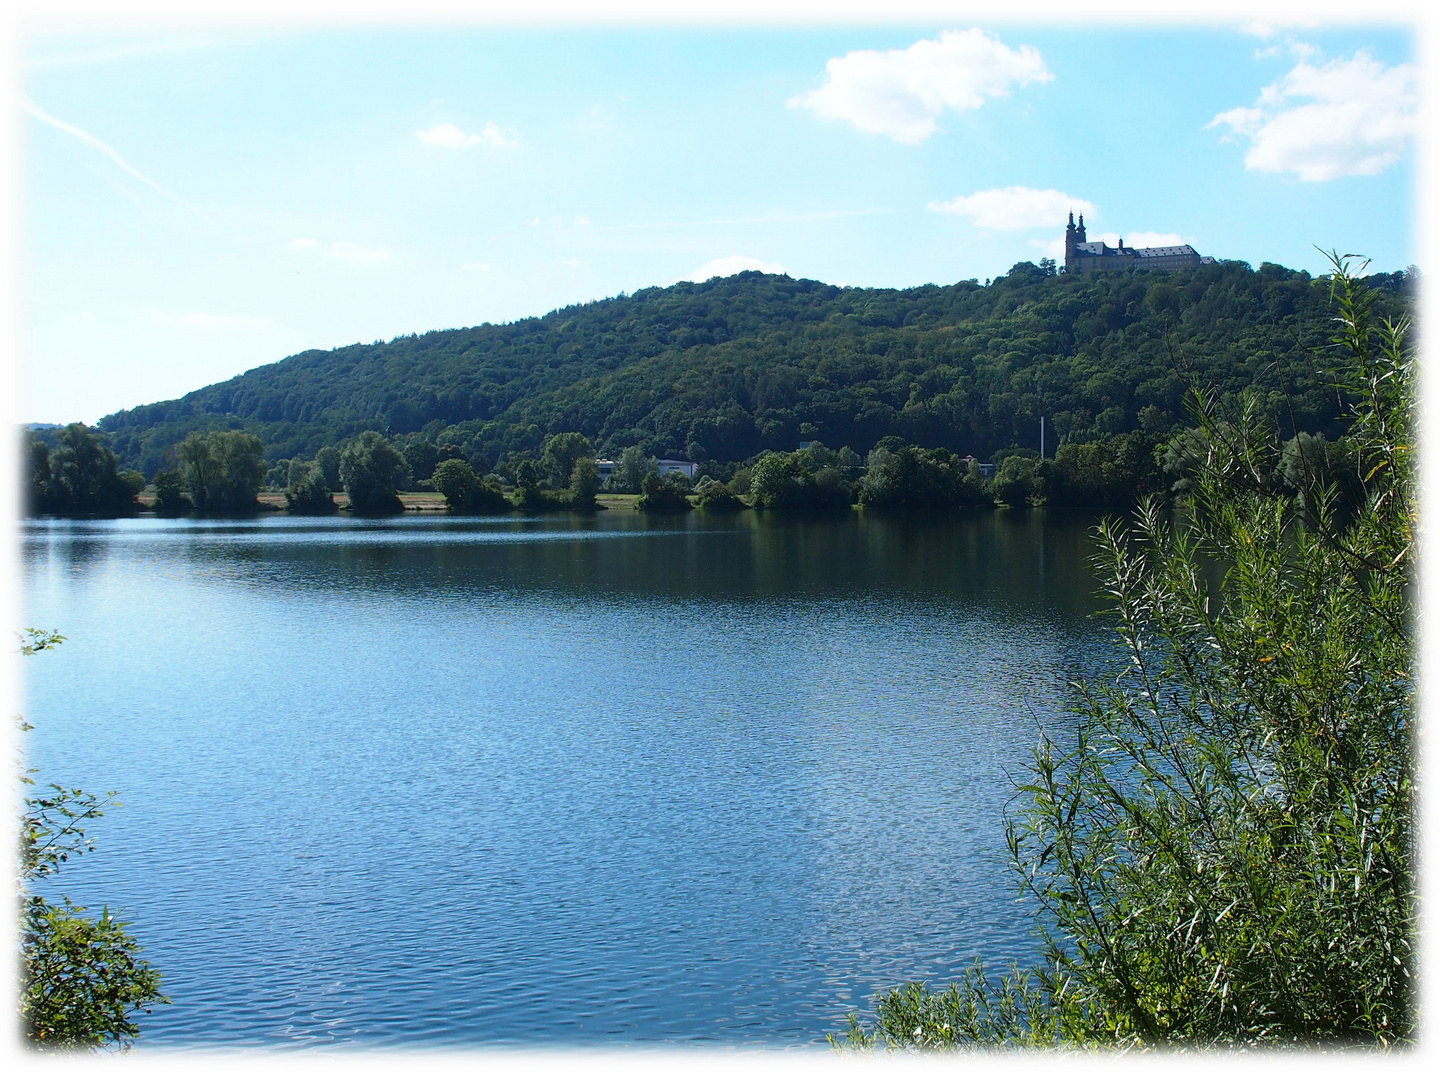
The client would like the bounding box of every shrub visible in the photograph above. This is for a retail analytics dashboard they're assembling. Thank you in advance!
[432,458,511,514]
[284,464,337,515]
[636,470,693,512]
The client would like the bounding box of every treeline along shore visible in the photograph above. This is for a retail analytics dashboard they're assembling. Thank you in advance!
[23,258,1415,519]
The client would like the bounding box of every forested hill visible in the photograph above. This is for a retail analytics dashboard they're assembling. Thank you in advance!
[98,259,1415,477]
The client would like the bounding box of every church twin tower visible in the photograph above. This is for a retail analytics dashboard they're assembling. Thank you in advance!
[1062,210,1207,274]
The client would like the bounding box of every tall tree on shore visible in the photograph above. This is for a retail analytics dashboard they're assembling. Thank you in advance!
[339,431,407,515]
[176,430,265,514]
[25,425,142,518]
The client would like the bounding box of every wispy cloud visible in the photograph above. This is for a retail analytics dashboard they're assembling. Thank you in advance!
[788,29,1051,144]
[686,255,786,282]
[24,101,188,205]
[1209,50,1416,181]
[460,262,492,273]
[415,121,515,150]
[929,187,1094,230]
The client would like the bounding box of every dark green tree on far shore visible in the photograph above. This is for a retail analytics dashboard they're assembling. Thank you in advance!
[150,469,192,516]
[431,458,511,514]
[339,431,407,515]
[25,425,142,518]
[636,469,692,512]
[177,430,265,514]
[284,463,338,515]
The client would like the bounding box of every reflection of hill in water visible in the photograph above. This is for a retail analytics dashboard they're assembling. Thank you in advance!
[25,509,1110,617]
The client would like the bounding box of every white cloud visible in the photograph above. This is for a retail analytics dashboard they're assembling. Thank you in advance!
[687,255,786,281]
[574,215,591,227]
[415,121,515,150]
[1208,50,1416,181]
[460,262,492,273]
[788,29,1051,144]
[929,186,1094,230]
[286,237,319,250]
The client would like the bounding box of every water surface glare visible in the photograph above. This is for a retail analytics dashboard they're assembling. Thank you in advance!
[21,509,1114,1048]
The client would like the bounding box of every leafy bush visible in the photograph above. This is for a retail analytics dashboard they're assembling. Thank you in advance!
[694,476,746,511]
[432,458,511,514]
[150,469,193,516]
[859,444,988,508]
[749,445,855,510]
[636,470,693,512]
[19,630,167,1050]
[835,256,1415,1051]
[284,463,337,515]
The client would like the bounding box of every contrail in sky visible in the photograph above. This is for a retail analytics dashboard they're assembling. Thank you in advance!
[24,101,189,207]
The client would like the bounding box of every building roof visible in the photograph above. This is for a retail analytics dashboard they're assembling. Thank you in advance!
[1135,245,1198,257]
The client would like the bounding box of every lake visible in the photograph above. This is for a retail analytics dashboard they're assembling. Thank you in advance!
[19,508,1119,1049]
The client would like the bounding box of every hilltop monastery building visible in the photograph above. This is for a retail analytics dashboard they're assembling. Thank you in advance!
[1064,212,1213,274]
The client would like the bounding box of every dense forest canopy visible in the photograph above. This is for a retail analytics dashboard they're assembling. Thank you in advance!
[90,259,1415,479]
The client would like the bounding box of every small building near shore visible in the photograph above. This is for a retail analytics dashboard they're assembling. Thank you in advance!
[656,459,698,479]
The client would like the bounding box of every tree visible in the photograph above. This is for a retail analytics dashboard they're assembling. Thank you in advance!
[749,447,853,510]
[567,456,600,510]
[26,426,141,518]
[512,457,555,510]
[610,446,654,494]
[315,445,342,490]
[432,458,511,514]
[339,431,407,515]
[541,431,594,488]
[636,469,692,512]
[284,463,337,515]
[694,476,746,511]
[18,630,167,1050]
[176,430,265,514]
[151,469,193,516]
[835,256,1415,1051]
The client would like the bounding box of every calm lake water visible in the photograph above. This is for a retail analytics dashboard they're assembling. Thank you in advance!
[20,508,1118,1049]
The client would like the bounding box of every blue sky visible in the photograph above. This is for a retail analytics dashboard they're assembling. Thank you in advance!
[19,17,1419,424]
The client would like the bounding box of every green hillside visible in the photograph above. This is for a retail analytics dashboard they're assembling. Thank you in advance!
[96,259,1415,478]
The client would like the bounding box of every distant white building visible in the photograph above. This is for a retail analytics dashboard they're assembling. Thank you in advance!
[596,459,615,481]
[656,459,697,479]
[1064,212,1215,274]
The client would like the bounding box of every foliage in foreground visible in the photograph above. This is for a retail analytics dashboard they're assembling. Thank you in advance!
[833,255,1415,1052]
[18,629,167,1051]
